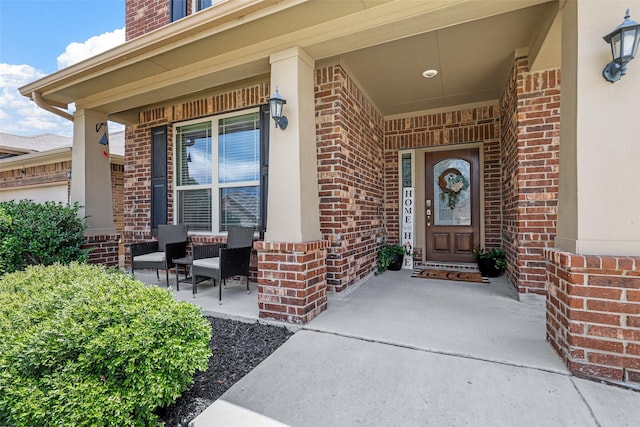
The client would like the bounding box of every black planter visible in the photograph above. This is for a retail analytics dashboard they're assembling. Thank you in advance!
[477,258,501,277]
[388,253,404,271]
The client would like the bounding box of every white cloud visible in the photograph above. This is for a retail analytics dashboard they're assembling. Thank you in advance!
[57,28,125,70]
[0,63,72,136]
[0,28,125,137]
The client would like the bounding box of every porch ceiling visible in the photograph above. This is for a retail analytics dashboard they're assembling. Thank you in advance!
[340,2,559,115]
[19,0,560,124]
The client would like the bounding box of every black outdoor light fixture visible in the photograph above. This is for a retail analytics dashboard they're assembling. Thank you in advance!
[603,9,640,83]
[268,88,288,130]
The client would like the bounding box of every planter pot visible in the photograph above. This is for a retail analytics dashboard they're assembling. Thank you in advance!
[388,253,404,271]
[477,258,502,277]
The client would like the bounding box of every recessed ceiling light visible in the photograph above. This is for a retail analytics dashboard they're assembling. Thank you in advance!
[422,69,438,79]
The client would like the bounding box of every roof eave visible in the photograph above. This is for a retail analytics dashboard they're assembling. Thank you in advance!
[18,0,307,100]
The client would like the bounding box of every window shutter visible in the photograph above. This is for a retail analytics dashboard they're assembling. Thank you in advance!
[259,105,270,238]
[151,125,168,232]
[170,0,187,22]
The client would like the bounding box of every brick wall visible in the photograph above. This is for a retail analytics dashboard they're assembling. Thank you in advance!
[0,160,71,191]
[384,106,502,254]
[125,0,194,40]
[254,240,329,324]
[84,234,121,267]
[0,159,124,237]
[500,57,560,294]
[546,248,640,385]
[124,83,270,264]
[126,0,169,40]
[315,65,385,292]
[111,163,125,236]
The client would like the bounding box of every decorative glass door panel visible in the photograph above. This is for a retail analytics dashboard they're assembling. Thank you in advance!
[433,159,471,226]
[425,149,480,263]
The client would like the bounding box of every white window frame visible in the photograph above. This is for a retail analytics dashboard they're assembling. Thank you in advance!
[173,107,260,234]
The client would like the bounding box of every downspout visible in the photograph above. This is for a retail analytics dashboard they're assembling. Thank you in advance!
[31,91,73,121]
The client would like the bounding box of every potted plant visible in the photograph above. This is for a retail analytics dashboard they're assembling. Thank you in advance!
[376,244,410,274]
[472,248,506,277]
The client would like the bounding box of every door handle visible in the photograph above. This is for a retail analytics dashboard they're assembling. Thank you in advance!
[426,203,431,227]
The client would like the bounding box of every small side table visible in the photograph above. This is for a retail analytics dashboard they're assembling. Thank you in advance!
[172,255,193,291]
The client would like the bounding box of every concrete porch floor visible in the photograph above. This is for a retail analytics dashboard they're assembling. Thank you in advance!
[133,268,640,426]
[132,269,262,323]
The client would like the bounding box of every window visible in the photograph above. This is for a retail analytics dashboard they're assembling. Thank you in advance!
[174,110,261,232]
[194,0,223,12]
[170,0,187,22]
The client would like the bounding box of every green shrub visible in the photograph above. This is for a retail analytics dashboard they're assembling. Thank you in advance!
[0,200,89,276]
[0,263,212,426]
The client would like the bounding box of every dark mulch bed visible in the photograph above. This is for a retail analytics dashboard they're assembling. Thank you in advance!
[156,316,293,427]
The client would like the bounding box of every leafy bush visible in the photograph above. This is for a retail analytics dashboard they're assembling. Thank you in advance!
[0,200,89,276]
[0,263,212,426]
[376,244,411,274]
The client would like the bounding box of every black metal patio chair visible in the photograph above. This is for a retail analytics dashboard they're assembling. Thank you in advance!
[191,225,254,301]
[131,224,189,286]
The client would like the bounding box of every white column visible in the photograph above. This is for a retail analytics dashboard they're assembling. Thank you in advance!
[265,47,322,242]
[556,0,640,256]
[70,109,115,235]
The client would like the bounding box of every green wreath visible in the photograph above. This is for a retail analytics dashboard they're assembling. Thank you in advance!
[438,168,469,210]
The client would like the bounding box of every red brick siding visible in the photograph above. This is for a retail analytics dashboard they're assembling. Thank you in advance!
[124,84,270,264]
[0,160,124,237]
[500,58,560,294]
[84,234,121,267]
[546,248,640,385]
[254,240,329,324]
[0,160,71,192]
[125,0,194,40]
[384,107,502,254]
[500,59,522,287]
[111,163,125,236]
[315,65,385,292]
[126,0,169,40]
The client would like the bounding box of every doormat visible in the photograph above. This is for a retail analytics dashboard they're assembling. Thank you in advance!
[411,268,489,283]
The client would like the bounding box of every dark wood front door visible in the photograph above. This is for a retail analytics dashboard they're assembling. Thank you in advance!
[425,148,480,263]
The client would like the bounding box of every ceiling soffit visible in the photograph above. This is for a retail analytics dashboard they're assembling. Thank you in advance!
[21,0,559,122]
[341,2,559,115]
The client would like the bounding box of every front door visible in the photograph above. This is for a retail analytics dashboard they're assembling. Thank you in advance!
[425,148,480,263]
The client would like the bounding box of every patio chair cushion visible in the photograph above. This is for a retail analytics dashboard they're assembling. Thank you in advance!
[133,252,166,263]
[193,257,220,269]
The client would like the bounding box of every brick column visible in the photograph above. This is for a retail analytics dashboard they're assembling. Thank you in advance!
[254,240,329,324]
[84,234,121,267]
[546,248,640,385]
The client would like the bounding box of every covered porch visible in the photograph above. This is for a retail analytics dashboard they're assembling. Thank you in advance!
[19,0,640,385]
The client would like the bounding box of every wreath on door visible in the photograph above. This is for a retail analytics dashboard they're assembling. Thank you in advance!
[438,168,470,210]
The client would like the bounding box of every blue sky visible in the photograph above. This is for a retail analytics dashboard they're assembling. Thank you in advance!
[0,0,125,136]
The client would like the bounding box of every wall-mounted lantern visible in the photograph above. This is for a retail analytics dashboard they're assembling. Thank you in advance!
[268,88,288,130]
[603,9,640,82]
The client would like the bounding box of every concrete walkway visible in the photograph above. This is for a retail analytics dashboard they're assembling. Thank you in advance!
[189,269,640,427]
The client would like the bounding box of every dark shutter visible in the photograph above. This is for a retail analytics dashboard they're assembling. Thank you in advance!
[151,125,168,232]
[259,105,270,239]
[170,0,187,22]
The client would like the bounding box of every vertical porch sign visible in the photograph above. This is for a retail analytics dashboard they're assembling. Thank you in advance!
[402,187,414,269]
